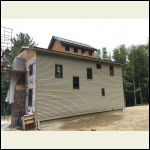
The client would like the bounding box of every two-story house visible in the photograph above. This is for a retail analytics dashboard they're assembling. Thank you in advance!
[7,36,125,123]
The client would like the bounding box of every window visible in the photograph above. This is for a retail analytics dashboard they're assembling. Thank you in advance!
[87,68,93,79]
[81,49,85,55]
[29,64,33,76]
[101,88,105,96]
[110,65,114,76]
[74,48,78,53]
[65,45,70,52]
[88,51,92,56]
[55,64,63,78]
[96,63,101,69]
[73,76,79,89]
[28,89,33,106]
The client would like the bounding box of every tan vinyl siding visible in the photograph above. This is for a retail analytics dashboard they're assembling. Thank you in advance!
[36,53,125,121]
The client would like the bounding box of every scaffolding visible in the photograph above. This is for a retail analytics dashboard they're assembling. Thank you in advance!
[1,26,13,119]
[1,26,13,52]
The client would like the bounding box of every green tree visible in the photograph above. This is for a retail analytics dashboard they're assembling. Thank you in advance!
[9,32,38,63]
[95,49,101,59]
[128,44,149,104]
[113,44,127,64]
[113,43,149,106]
[102,47,108,60]
[108,52,112,61]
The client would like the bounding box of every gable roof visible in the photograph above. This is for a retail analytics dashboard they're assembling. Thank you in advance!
[48,36,97,51]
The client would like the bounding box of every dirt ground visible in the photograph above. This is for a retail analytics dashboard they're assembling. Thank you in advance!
[3,105,149,131]
[40,105,149,131]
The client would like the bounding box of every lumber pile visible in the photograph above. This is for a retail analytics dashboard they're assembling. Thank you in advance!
[22,113,35,130]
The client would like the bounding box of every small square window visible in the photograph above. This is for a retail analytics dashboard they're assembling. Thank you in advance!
[73,76,79,89]
[88,51,92,56]
[96,63,101,69]
[55,64,63,78]
[101,88,105,96]
[74,48,78,53]
[29,64,33,76]
[81,49,85,55]
[65,45,70,52]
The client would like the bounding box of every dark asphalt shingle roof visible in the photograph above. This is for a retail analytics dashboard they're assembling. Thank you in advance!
[48,36,97,51]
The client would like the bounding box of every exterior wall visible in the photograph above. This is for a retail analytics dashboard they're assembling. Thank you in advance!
[26,49,36,60]
[35,52,125,121]
[51,40,66,52]
[11,49,36,125]
[51,40,94,57]
[25,55,36,113]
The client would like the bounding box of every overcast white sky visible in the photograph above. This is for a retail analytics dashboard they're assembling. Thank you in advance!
[1,19,149,52]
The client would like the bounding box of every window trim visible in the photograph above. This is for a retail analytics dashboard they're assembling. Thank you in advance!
[73,76,80,89]
[87,68,93,79]
[55,64,63,78]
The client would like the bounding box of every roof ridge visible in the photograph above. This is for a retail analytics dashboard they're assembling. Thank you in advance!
[53,35,91,46]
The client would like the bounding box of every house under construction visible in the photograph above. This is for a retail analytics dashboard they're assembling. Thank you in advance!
[5,36,125,126]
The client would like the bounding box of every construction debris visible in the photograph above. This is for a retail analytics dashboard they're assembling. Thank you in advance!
[91,128,96,131]
[1,120,10,131]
